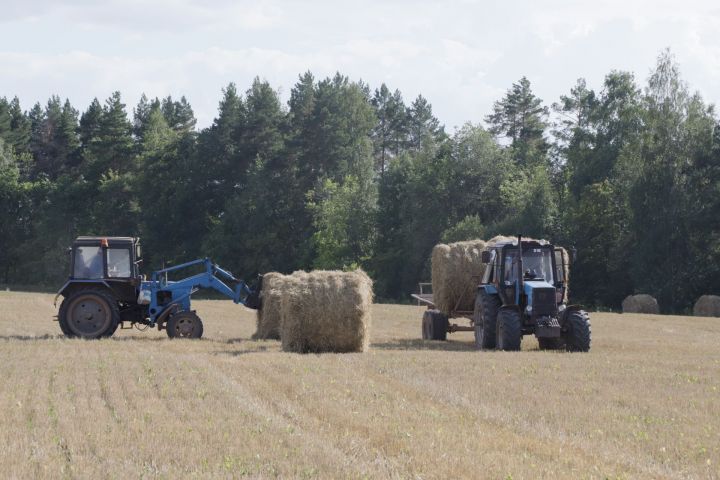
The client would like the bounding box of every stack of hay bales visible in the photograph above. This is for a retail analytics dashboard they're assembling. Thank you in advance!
[693,295,720,317]
[622,294,660,314]
[431,240,488,313]
[252,272,287,340]
[279,270,373,353]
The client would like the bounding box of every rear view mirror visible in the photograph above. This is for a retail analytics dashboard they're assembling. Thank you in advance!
[481,250,491,263]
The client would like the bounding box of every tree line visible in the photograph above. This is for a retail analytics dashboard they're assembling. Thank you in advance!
[1,50,719,312]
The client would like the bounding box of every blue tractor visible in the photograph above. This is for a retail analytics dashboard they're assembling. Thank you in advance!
[54,236,260,339]
[474,236,591,351]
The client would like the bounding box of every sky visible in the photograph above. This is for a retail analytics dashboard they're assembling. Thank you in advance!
[1,0,719,130]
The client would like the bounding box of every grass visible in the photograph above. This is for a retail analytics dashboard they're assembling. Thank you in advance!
[0,290,719,479]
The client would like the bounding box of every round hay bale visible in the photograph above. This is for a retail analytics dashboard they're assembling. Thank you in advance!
[622,294,660,314]
[431,240,487,314]
[252,272,286,340]
[693,295,720,317]
[279,269,373,353]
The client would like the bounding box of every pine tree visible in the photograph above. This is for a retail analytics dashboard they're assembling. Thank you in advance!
[486,77,548,166]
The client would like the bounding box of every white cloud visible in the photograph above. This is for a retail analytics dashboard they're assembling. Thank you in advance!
[1,0,719,129]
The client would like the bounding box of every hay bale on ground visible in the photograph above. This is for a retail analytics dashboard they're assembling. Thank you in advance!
[622,294,660,314]
[693,295,720,317]
[279,270,373,353]
[431,240,487,314]
[252,272,287,340]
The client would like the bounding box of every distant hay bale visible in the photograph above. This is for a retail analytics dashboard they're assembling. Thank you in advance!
[431,240,487,314]
[693,295,720,317]
[252,272,286,340]
[279,269,373,353]
[622,294,660,314]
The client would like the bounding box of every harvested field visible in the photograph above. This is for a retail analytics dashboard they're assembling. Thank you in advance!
[1,290,719,479]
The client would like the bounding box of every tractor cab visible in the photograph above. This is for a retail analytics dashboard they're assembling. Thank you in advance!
[70,236,141,280]
[481,239,566,308]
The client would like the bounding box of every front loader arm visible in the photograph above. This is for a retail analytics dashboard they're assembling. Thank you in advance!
[151,258,255,306]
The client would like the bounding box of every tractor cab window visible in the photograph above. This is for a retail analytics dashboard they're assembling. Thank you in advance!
[107,248,132,278]
[503,247,554,283]
[74,246,103,279]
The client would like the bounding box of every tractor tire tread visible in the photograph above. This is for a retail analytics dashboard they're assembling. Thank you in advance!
[58,287,120,339]
[564,310,591,352]
[496,308,522,351]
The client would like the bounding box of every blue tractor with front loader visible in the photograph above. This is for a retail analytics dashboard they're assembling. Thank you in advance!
[54,236,261,339]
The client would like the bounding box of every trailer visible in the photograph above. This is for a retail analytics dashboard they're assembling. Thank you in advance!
[411,278,480,341]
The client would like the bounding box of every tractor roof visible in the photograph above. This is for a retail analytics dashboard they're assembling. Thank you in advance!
[493,239,550,248]
[74,236,138,244]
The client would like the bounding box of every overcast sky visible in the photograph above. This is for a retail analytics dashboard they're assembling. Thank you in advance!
[1,0,719,129]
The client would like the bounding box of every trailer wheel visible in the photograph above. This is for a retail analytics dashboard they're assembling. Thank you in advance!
[563,310,591,352]
[474,291,500,350]
[421,313,430,339]
[496,309,522,351]
[423,310,448,341]
[58,288,120,339]
[167,311,204,339]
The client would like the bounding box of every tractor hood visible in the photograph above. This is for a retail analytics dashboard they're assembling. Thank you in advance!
[523,280,555,295]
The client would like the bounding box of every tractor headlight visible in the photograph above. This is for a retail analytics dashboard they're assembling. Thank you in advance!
[137,289,152,305]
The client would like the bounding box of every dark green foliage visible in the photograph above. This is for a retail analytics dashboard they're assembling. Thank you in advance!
[1,57,719,313]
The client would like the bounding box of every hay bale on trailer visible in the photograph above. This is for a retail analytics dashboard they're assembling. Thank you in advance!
[279,270,373,353]
[431,240,488,314]
[693,295,720,317]
[252,272,287,340]
[622,294,660,314]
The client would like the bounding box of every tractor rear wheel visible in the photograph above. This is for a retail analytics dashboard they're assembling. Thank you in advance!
[496,309,522,351]
[58,289,120,339]
[423,310,448,341]
[563,310,591,352]
[167,311,204,339]
[474,291,500,350]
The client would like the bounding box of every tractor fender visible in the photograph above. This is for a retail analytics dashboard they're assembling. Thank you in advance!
[481,284,498,295]
[560,304,585,325]
[54,280,114,306]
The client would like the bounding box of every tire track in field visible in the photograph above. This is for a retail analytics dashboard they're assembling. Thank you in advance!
[194,352,387,479]
[369,352,674,479]
[208,355,413,478]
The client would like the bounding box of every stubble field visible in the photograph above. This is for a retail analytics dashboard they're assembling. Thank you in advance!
[0,290,718,479]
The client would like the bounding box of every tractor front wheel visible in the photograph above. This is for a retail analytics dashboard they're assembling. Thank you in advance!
[58,289,120,339]
[496,309,522,351]
[562,310,591,352]
[166,311,204,339]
